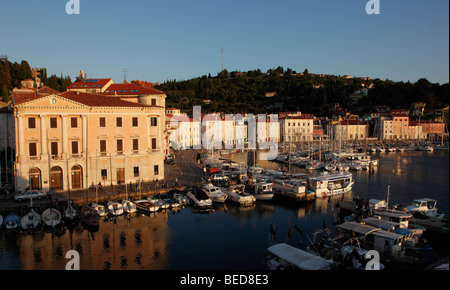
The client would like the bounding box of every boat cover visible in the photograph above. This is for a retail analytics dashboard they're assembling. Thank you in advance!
[267,243,333,270]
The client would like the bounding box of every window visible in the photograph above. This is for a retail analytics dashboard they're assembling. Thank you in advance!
[29,143,37,157]
[116,117,122,127]
[50,117,57,128]
[51,142,58,158]
[116,139,123,154]
[152,138,157,150]
[132,139,139,153]
[71,141,79,156]
[154,165,159,175]
[100,140,107,156]
[132,117,138,127]
[99,117,106,127]
[71,117,78,128]
[28,117,36,129]
[151,99,156,106]
[151,117,157,127]
[101,169,107,180]
[134,166,139,177]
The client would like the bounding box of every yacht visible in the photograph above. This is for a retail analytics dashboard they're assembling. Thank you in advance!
[187,189,213,209]
[246,182,274,201]
[202,183,228,203]
[224,184,255,206]
[307,172,354,198]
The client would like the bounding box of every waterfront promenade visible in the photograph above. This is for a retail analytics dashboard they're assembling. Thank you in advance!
[0,150,204,213]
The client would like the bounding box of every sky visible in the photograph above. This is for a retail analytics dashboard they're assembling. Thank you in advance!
[0,0,448,84]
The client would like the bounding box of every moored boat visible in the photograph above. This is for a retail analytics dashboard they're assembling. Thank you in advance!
[202,183,228,203]
[80,204,100,228]
[122,200,137,214]
[135,199,160,213]
[4,213,21,230]
[224,184,255,206]
[107,201,124,216]
[246,182,274,201]
[307,172,354,198]
[21,209,41,231]
[186,189,213,209]
[92,203,107,217]
[42,208,62,228]
[267,243,335,270]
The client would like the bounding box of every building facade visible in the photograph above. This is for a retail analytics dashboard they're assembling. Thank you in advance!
[12,90,166,193]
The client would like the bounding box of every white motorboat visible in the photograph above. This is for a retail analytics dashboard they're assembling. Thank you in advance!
[107,201,124,216]
[202,183,228,203]
[417,145,433,152]
[187,189,213,209]
[21,209,41,231]
[324,163,336,172]
[122,200,137,214]
[267,243,335,270]
[307,172,354,198]
[42,208,62,228]
[174,193,189,206]
[135,199,160,213]
[246,182,274,201]
[4,213,21,229]
[149,197,170,209]
[348,162,362,171]
[224,184,255,206]
[401,198,445,219]
[92,203,107,217]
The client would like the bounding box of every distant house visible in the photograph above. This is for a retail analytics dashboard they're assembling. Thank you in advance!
[411,102,426,117]
[202,99,212,104]
[265,92,276,98]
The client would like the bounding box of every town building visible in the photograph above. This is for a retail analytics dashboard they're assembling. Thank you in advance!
[279,115,314,143]
[5,87,166,193]
[333,119,367,141]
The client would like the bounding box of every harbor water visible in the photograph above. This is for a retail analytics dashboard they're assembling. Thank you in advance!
[0,150,448,270]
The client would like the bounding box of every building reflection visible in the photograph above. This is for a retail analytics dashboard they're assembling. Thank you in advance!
[17,212,170,270]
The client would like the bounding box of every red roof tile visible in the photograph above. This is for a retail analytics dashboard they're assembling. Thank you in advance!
[67,78,113,90]
[102,83,164,95]
[60,91,152,108]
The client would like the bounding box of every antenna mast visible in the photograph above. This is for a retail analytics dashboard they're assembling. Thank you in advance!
[122,68,128,82]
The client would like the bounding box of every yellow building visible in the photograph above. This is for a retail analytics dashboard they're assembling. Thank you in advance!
[12,90,166,193]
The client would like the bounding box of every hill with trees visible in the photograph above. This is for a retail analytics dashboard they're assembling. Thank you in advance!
[0,55,72,103]
[155,67,449,117]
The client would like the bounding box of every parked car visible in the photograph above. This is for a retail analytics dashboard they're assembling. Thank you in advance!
[210,174,229,182]
[14,190,48,202]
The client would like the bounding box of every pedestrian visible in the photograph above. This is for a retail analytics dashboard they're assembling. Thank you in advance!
[130,181,133,192]
[175,177,178,187]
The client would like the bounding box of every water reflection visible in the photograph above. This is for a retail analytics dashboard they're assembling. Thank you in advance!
[0,212,170,270]
[0,151,448,270]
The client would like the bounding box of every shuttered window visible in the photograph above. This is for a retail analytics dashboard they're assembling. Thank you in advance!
[51,142,58,156]
[50,117,57,128]
[71,117,78,128]
[117,139,123,153]
[29,143,37,156]
[100,140,106,154]
[99,117,106,127]
[28,117,36,129]
[71,141,78,154]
